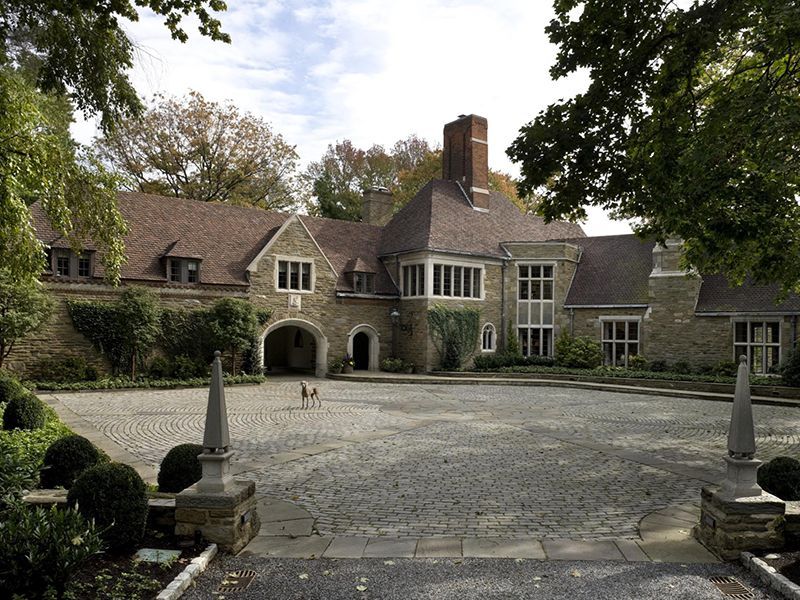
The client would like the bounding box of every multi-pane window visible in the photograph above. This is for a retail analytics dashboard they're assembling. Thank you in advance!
[402,264,425,297]
[56,254,71,277]
[602,320,640,367]
[168,259,200,284]
[353,272,375,294]
[78,255,91,278]
[277,260,312,291]
[482,323,496,352]
[517,265,554,356]
[52,250,93,279]
[432,264,481,298]
[735,321,780,374]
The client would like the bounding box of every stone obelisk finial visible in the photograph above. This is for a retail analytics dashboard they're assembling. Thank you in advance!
[728,355,756,459]
[203,351,230,453]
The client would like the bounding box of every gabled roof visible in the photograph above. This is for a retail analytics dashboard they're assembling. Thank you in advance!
[696,275,800,313]
[564,235,655,306]
[380,180,585,257]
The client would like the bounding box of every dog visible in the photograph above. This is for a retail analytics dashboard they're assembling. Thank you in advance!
[300,381,321,409]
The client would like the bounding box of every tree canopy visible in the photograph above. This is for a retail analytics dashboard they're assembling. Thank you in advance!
[0,269,53,369]
[508,0,800,290]
[95,92,301,211]
[0,1,229,285]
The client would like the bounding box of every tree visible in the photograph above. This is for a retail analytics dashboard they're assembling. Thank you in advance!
[0,1,229,285]
[507,0,800,290]
[95,92,301,211]
[206,298,259,375]
[0,270,53,369]
[116,288,161,380]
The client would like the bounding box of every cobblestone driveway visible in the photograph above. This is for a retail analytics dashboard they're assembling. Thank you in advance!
[48,380,800,540]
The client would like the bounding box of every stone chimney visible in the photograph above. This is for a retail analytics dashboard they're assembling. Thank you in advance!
[443,114,490,210]
[361,186,393,226]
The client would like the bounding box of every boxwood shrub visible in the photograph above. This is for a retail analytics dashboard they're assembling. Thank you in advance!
[68,462,148,550]
[40,434,108,489]
[0,373,26,405]
[757,456,800,500]
[3,393,46,430]
[158,443,203,493]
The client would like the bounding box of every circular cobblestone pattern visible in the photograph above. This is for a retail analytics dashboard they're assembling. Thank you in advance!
[50,380,800,539]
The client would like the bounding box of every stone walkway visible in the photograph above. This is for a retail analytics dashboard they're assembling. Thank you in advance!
[42,378,800,561]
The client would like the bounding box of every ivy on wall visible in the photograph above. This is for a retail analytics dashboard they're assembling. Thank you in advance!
[427,304,480,370]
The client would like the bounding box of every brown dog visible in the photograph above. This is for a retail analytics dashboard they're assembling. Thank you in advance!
[300,381,321,409]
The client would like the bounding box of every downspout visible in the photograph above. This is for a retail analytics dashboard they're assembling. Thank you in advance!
[793,315,798,349]
[500,260,507,349]
[569,308,575,337]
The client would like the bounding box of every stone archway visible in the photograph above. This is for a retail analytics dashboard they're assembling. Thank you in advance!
[261,319,328,378]
[346,324,380,372]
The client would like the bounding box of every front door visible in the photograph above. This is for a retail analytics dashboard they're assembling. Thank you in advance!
[353,332,370,370]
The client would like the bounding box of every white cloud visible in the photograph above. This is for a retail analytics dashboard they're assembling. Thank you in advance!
[72,0,632,235]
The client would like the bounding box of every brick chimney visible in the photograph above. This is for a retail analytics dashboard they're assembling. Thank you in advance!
[361,186,393,226]
[443,114,490,210]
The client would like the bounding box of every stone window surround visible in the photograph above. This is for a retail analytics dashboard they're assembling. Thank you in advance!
[398,256,486,301]
[732,317,781,374]
[516,261,556,357]
[274,255,315,294]
[167,257,200,284]
[401,263,425,297]
[50,249,94,280]
[599,316,642,367]
[352,272,375,294]
[481,322,496,353]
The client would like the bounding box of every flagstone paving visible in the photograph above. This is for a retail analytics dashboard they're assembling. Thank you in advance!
[44,378,800,542]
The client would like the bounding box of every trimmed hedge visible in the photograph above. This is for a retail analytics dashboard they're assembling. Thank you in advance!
[757,456,800,501]
[31,373,266,391]
[158,443,203,493]
[3,393,46,430]
[68,462,148,550]
[0,373,26,405]
[472,353,555,370]
[40,434,108,489]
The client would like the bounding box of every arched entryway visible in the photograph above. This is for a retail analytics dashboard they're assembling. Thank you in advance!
[346,324,379,371]
[261,319,328,378]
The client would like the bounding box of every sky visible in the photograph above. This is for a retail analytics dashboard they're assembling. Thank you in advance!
[72,0,633,236]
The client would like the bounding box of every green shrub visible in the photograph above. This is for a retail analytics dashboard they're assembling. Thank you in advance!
[672,360,692,374]
[329,358,343,373]
[472,353,554,370]
[649,359,668,372]
[380,358,406,373]
[36,356,90,383]
[0,500,104,599]
[3,392,46,430]
[757,456,800,500]
[147,355,172,379]
[0,372,26,405]
[627,354,648,370]
[427,305,480,370]
[0,446,38,509]
[68,462,148,550]
[157,443,203,493]
[554,335,603,369]
[781,347,800,387]
[40,434,107,489]
[172,355,204,379]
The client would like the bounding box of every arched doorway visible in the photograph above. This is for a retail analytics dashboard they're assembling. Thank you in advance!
[261,319,328,378]
[353,332,370,370]
[346,324,380,372]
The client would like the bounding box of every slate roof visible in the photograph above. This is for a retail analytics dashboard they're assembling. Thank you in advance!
[380,180,585,257]
[563,235,655,306]
[696,275,800,313]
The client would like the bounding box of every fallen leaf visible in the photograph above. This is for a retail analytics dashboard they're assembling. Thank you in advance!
[383,560,395,565]
[359,577,369,583]
[356,585,368,592]
[298,573,309,580]
[570,569,582,577]
[532,576,542,581]
[322,570,331,576]
[514,558,524,563]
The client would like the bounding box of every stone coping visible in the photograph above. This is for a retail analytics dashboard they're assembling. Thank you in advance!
[156,543,218,600]
[741,551,800,600]
[329,372,800,407]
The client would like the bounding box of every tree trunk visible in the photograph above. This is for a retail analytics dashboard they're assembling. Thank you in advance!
[232,348,237,376]
[130,347,136,380]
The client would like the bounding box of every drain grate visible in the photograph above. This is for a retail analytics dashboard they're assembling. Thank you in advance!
[709,576,754,599]
[217,569,257,593]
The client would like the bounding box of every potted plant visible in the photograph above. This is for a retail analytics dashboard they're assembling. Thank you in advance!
[404,361,415,374]
[341,354,355,374]
[328,358,342,374]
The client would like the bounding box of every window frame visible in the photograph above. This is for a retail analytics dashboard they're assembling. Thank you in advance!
[353,272,375,294]
[516,262,555,357]
[275,257,314,293]
[733,318,781,374]
[481,323,496,353]
[402,264,426,297]
[52,249,93,280]
[600,316,641,367]
[167,258,201,285]
[431,263,483,299]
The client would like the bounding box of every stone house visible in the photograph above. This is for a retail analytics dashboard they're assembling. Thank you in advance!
[14,114,799,377]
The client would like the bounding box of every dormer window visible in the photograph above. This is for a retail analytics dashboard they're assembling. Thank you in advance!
[353,272,375,294]
[167,258,200,284]
[51,249,93,279]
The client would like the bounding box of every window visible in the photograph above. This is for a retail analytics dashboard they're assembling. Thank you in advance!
[277,260,312,291]
[168,258,201,284]
[734,320,780,374]
[432,264,482,298]
[353,272,375,294]
[517,264,554,356]
[601,319,640,367]
[52,250,93,279]
[482,323,496,352]
[402,264,425,297]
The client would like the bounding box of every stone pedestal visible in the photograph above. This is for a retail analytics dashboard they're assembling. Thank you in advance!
[694,485,785,560]
[719,456,763,499]
[197,450,235,493]
[175,479,260,554]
